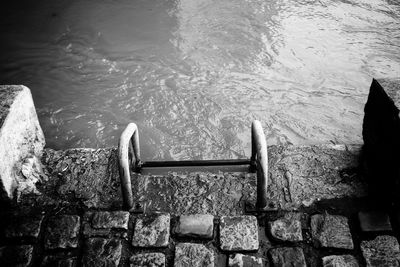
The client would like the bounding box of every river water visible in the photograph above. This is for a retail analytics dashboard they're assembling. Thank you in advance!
[0,0,399,160]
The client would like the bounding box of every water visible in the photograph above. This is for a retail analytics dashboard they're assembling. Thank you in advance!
[0,0,399,160]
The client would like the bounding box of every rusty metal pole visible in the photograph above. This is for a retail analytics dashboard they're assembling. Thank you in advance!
[118,123,141,210]
[251,120,269,210]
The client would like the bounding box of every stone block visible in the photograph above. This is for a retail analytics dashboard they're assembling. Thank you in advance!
[269,213,303,242]
[0,85,45,200]
[130,253,165,267]
[174,214,214,238]
[44,215,81,249]
[228,254,265,267]
[5,214,44,239]
[82,238,122,267]
[0,245,34,266]
[269,247,306,267]
[91,211,129,230]
[41,255,77,267]
[219,216,259,251]
[132,213,170,247]
[311,214,353,249]
[358,211,392,232]
[361,235,400,267]
[174,243,214,267]
[322,255,359,267]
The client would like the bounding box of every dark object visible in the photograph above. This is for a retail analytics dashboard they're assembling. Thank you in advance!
[362,78,400,206]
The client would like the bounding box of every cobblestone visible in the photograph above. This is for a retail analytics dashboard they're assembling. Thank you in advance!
[322,255,359,267]
[130,252,165,267]
[269,247,306,267]
[132,213,170,247]
[220,216,259,251]
[82,237,122,267]
[5,214,44,239]
[358,211,392,232]
[41,255,77,267]
[269,213,303,242]
[361,235,400,267]
[228,253,265,267]
[311,213,353,249]
[174,243,214,267]
[0,245,34,267]
[174,214,214,239]
[92,211,129,229]
[44,215,81,250]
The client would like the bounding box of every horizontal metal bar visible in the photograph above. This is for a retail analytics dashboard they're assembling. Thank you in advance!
[140,159,252,168]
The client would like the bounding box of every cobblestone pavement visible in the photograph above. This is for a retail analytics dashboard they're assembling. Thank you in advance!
[1,197,400,266]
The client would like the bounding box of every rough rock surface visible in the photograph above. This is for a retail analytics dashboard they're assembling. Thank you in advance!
[0,85,45,199]
[5,214,44,238]
[269,247,306,267]
[82,238,122,267]
[40,148,122,209]
[322,255,359,267]
[311,214,354,249]
[228,253,265,267]
[44,215,81,249]
[132,213,170,247]
[174,214,214,238]
[219,216,259,251]
[358,211,392,232]
[174,243,214,267]
[377,78,400,109]
[0,245,34,266]
[269,213,303,242]
[361,235,400,267]
[130,253,165,267]
[92,211,129,230]
[41,255,77,267]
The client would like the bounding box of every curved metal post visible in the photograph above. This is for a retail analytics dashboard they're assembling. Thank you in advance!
[118,123,141,210]
[251,120,269,210]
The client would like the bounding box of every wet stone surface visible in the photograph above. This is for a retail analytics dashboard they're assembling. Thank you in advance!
[219,216,259,251]
[322,255,359,267]
[311,213,354,249]
[174,214,214,239]
[132,213,170,247]
[228,253,265,267]
[82,237,122,267]
[174,243,214,267]
[44,215,81,250]
[41,255,78,267]
[130,252,165,267]
[358,211,392,232]
[0,245,33,266]
[269,213,303,242]
[5,214,44,239]
[91,211,129,230]
[269,247,306,267]
[361,235,400,267]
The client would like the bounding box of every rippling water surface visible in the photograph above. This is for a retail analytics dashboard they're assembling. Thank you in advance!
[0,0,399,160]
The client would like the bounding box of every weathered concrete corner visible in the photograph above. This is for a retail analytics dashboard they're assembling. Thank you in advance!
[0,85,45,200]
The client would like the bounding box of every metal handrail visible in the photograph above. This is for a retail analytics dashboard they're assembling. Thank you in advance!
[118,122,141,210]
[251,120,269,210]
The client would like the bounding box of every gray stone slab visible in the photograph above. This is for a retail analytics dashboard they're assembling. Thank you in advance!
[269,247,306,267]
[322,255,359,267]
[358,211,392,232]
[311,214,353,249]
[220,216,259,251]
[269,213,303,242]
[228,254,266,267]
[41,255,77,267]
[44,215,81,250]
[0,245,34,267]
[130,253,165,267]
[174,214,214,238]
[377,78,400,110]
[132,213,170,247]
[361,235,400,267]
[5,214,44,239]
[174,243,214,267]
[82,238,122,267]
[91,211,129,230]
